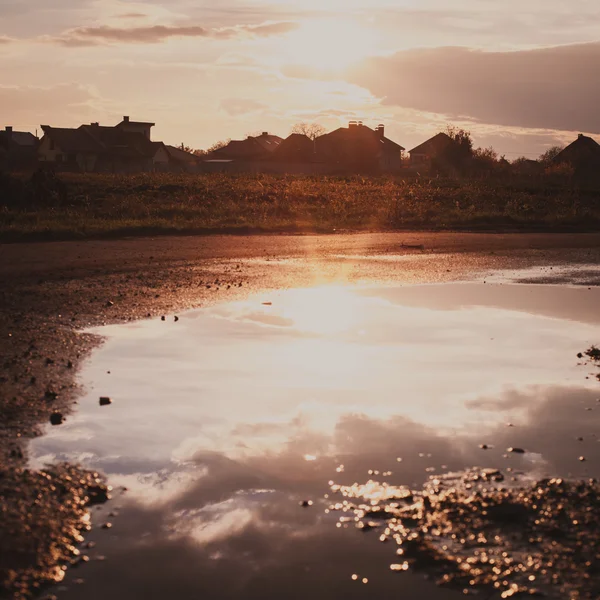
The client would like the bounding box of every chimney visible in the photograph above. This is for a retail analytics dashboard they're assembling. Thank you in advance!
[376,124,385,139]
[262,131,268,136]
[91,122,99,127]
[5,126,12,134]
[578,133,584,139]
[123,116,130,123]
[349,121,358,129]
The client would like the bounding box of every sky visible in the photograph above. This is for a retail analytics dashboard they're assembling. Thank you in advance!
[1,0,599,157]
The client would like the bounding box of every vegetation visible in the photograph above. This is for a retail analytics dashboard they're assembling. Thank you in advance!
[2,169,600,242]
[290,122,326,140]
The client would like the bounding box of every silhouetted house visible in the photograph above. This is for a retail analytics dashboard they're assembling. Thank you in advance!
[0,126,38,170]
[210,132,283,161]
[315,122,404,172]
[116,116,154,139]
[162,145,202,172]
[38,118,169,172]
[408,132,455,167]
[553,134,600,176]
[272,133,315,162]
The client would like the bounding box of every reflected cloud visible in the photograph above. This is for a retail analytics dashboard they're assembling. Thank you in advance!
[29,282,600,600]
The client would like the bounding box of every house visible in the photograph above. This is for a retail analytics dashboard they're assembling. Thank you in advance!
[164,145,202,172]
[272,133,315,162]
[38,117,169,172]
[315,122,404,172]
[553,134,600,175]
[408,132,455,167]
[209,132,283,161]
[0,126,38,170]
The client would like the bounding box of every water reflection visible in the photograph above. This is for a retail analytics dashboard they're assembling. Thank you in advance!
[30,283,600,599]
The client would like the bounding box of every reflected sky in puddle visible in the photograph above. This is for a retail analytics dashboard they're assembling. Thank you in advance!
[31,283,600,599]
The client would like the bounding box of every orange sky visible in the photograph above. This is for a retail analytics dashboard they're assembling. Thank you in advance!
[1,0,599,157]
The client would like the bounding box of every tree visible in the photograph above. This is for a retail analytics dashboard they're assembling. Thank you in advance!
[539,145,564,164]
[290,122,326,141]
[445,125,474,156]
[432,125,474,175]
[200,139,231,155]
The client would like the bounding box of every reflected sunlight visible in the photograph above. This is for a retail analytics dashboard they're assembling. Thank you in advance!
[273,285,363,334]
[277,19,379,70]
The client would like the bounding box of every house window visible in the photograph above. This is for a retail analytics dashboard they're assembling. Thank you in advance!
[49,140,55,151]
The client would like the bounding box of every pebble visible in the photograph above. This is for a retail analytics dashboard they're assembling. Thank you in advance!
[99,397,112,406]
[300,500,313,507]
[50,412,64,426]
[507,447,525,454]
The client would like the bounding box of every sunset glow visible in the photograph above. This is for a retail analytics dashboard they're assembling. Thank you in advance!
[277,19,379,70]
[0,0,599,155]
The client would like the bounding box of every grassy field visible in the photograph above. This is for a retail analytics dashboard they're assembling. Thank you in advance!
[1,172,600,241]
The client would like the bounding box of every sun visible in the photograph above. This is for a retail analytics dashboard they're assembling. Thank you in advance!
[279,19,378,71]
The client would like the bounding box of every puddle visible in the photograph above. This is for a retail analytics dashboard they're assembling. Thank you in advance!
[30,283,600,599]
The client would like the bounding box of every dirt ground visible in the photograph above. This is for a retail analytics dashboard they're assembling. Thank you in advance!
[1,231,600,598]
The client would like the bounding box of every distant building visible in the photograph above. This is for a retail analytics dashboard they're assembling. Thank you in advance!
[38,117,169,172]
[0,126,38,170]
[272,133,315,163]
[553,134,600,175]
[164,145,202,172]
[408,132,455,167]
[315,122,404,172]
[209,132,283,161]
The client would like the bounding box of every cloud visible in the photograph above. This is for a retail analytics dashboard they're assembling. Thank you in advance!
[0,83,105,127]
[0,36,14,44]
[47,20,299,46]
[349,42,600,134]
[220,98,267,116]
[119,12,148,19]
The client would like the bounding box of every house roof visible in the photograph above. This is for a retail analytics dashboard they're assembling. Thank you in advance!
[41,126,103,154]
[272,134,314,161]
[554,134,600,165]
[80,125,159,159]
[41,124,163,159]
[165,145,199,163]
[409,132,454,156]
[253,133,283,152]
[315,124,404,162]
[0,130,37,147]
[211,133,283,160]
[116,118,155,127]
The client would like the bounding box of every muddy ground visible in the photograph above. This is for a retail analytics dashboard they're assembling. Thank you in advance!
[1,231,600,598]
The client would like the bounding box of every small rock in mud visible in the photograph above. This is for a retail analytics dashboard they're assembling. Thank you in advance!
[160,315,165,321]
[99,396,112,407]
[49,412,63,426]
[101,522,112,529]
[300,500,314,507]
[479,444,489,450]
[174,316,179,322]
[580,456,587,462]
[507,447,526,454]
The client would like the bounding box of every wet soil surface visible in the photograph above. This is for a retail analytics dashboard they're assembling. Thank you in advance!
[1,232,600,599]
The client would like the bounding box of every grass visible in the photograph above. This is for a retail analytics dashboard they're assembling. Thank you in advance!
[2,172,600,242]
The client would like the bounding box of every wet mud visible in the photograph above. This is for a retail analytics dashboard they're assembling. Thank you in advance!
[330,469,600,598]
